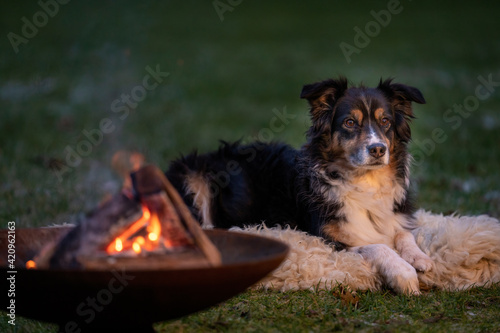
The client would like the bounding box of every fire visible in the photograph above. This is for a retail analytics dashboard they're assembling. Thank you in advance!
[106,205,169,255]
[148,232,158,241]
[26,260,37,269]
[132,242,142,254]
[136,236,145,245]
[146,213,161,241]
[115,238,123,252]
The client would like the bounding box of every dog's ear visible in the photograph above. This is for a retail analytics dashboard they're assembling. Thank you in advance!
[300,77,349,122]
[377,78,426,142]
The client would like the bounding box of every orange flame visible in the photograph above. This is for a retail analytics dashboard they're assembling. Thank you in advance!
[26,260,37,269]
[115,238,123,252]
[147,213,161,242]
[106,205,167,255]
[132,242,141,254]
[148,232,158,241]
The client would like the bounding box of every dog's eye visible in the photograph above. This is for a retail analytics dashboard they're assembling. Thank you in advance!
[344,119,356,128]
[380,118,391,127]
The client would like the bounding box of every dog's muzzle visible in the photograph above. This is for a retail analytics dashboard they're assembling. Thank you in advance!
[367,143,387,159]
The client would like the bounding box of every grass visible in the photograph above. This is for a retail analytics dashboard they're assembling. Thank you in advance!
[1,0,500,332]
[155,286,500,333]
[2,286,500,333]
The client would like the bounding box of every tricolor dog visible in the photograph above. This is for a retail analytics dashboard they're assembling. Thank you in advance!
[166,77,433,294]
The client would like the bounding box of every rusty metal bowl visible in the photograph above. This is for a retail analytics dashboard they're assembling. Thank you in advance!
[1,226,288,332]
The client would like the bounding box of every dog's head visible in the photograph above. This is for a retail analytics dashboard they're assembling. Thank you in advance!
[300,77,425,174]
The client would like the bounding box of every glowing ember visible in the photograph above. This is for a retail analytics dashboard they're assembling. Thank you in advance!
[26,260,37,269]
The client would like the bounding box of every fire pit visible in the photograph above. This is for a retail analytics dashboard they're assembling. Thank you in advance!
[1,164,289,332]
[1,226,288,332]
[34,165,225,271]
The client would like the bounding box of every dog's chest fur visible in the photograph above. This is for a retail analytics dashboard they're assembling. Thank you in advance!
[321,166,408,248]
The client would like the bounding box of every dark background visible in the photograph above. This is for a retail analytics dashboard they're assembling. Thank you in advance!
[1,0,499,226]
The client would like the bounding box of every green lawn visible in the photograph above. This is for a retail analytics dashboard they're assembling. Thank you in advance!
[1,1,500,332]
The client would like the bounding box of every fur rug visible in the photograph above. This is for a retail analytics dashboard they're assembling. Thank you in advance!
[230,210,500,292]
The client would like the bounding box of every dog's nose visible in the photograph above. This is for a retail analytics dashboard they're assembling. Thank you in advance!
[368,143,386,158]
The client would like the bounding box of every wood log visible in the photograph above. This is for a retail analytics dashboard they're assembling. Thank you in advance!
[131,165,222,266]
[37,193,142,269]
[32,164,221,270]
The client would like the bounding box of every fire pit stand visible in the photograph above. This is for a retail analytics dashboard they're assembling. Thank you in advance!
[1,226,288,332]
[1,164,288,331]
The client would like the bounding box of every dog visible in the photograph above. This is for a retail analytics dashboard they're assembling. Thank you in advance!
[166,77,434,294]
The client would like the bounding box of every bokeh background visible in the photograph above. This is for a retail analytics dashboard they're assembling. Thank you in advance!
[1,0,499,228]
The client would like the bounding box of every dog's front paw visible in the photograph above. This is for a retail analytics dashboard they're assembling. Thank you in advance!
[390,261,421,295]
[413,255,433,273]
[402,251,433,273]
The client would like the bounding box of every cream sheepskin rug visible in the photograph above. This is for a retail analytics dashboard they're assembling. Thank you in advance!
[230,210,500,292]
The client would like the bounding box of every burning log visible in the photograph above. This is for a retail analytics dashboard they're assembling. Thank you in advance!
[33,165,221,270]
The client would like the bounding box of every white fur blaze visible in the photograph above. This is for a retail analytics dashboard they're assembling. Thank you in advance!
[351,244,421,295]
[324,166,409,248]
[185,173,214,229]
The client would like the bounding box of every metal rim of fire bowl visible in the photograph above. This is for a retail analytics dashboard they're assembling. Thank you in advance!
[1,226,289,332]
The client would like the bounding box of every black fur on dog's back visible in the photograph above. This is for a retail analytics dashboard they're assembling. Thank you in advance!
[166,141,309,230]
